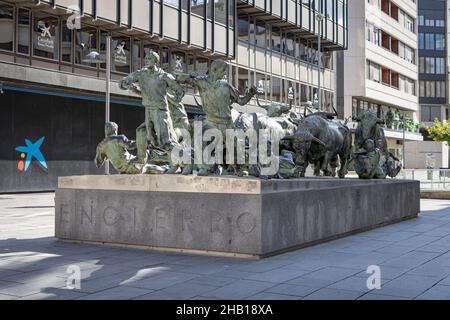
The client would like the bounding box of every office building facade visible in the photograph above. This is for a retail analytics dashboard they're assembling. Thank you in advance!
[418,0,448,124]
[0,0,348,192]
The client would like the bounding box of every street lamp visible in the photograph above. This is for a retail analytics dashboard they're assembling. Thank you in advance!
[83,35,112,175]
[315,12,325,111]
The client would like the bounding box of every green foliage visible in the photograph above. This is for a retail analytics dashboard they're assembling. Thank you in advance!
[428,119,450,143]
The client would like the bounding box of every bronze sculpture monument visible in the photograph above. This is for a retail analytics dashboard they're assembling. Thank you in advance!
[95,54,402,180]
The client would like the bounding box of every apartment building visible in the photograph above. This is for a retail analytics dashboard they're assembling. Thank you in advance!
[0,0,348,192]
[337,0,422,163]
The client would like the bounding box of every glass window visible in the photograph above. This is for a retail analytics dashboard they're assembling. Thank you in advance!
[161,47,169,72]
[191,0,204,17]
[229,0,234,27]
[418,56,424,73]
[238,17,249,42]
[300,84,311,105]
[0,4,14,51]
[17,9,30,55]
[172,51,186,74]
[33,13,59,60]
[99,31,108,69]
[186,54,195,94]
[418,33,424,50]
[297,40,307,61]
[419,81,425,97]
[196,57,209,75]
[337,0,344,26]
[425,33,435,50]
[238,67,249,95]
[323,51,332,69]
[381,67,390,85]
[75,25,98,66]
[436,34,445,51]
[368,61,380,83]
[272,77,281,102]
[425,57,435,74]
[254,20,265,47]
[418,15,424,26]
[61,21,73,62]
[206,0,212,19]
[405,14,414,33]
[187,54,195,73]
[436,57,445,74]
[326,0,334,20]
[410,79,416,96]
[436,81,444,98]
[426,81,435,97]
[165,0,179,8]
[271,27,281,52]
[255,72,265,98]
[439,81,446,98]
[215,0,226,25]
[285,34,295,56]
[132,39,141,72]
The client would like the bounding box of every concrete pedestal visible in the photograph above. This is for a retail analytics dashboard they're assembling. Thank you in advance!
[55,175,420,258]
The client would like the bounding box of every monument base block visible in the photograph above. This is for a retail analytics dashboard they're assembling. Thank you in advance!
[55,175,420,258]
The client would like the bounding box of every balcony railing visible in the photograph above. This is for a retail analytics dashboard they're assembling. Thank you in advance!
[396,169,450,191]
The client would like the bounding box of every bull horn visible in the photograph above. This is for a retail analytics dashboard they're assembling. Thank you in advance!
[312,136,326,147]
[256,94,264,108]
[194,95,203,108]
[282,134,297,141]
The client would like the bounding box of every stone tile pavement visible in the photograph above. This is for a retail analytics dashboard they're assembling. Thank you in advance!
[1,193,450,300]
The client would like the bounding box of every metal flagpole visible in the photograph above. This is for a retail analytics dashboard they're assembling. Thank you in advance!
[105,35,111,175]
[316,13,324,111]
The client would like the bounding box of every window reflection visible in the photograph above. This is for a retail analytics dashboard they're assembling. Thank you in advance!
[0,4,14,51]
[61,21,72,62]
[191,0,204,16]
[17,9,30,54]
[132,39,141,71]
[272,77,281,102]
[161,47,170,71]
[75,26,98,66]
[238,67,249,94]
[33,13,59,60]
[172,51,186,74]
[165,0,179,8]
[111,35,131,74]
[271,27,281,52]
[215,0,226,24]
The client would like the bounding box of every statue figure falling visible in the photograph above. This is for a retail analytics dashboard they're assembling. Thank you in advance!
[95,122,167,174]
[177,59,257,175]
[119,51,186,161]
[353,110,402,179]
[350,139,386,179]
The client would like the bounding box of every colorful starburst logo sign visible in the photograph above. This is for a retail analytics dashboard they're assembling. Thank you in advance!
[15,137,48,172]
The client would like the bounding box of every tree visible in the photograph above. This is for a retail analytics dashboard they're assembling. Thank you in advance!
[427,120,450,144]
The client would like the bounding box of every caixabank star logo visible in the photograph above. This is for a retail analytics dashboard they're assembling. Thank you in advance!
[15,137,48,172]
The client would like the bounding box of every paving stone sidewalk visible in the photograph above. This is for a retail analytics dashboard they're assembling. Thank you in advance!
[1,193,450,300]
